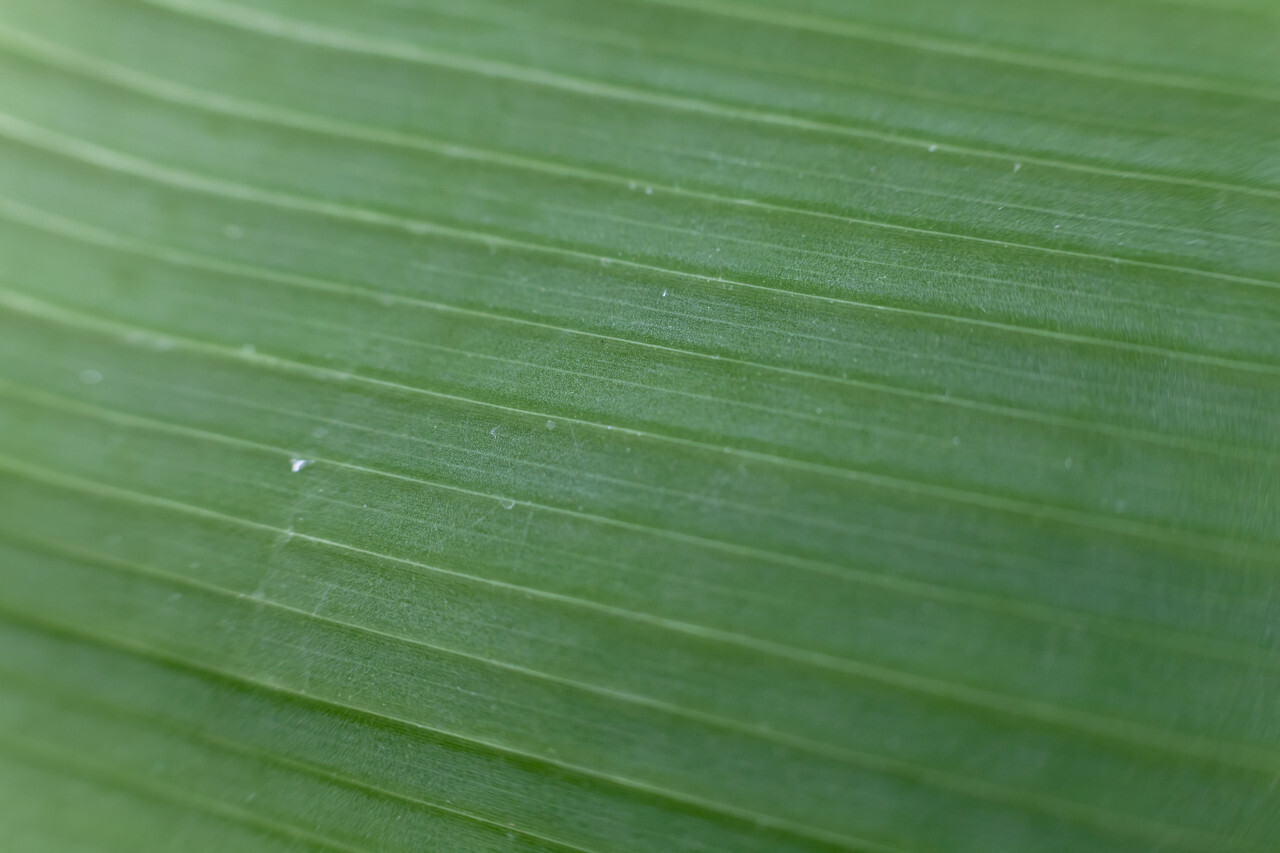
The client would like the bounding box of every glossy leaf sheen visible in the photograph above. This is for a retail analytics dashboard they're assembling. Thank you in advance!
[0,0,1277,851]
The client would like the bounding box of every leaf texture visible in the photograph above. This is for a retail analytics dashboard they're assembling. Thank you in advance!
[0,0,1277,851]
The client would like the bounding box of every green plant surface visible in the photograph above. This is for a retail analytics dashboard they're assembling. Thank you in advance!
[0,0,1277,850]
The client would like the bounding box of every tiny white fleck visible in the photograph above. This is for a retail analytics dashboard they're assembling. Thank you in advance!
[815,407,823,414]
[1013,163,1022,172]
[290,458,310,473]
[928,144,938,152]
[240,344,256,356]
[490,427,499,438]
[545,420,556,430]
[661,289,668,297]
[1064,457,1073,469]
[499,498,515,510]
[223,224,244,240]
[79,369,103,385]
[644,186,653,195]
[951,436,960,446]
[628,181,637,190]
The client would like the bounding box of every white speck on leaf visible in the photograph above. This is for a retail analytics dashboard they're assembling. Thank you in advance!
[79,369,103,385]
[490,427,499,438]
[499,498,516,510]
[545,420,556,430]
[644,186,653,195]
[290,458,310,473]
[661,289,668,297]
[223,224,244,240]
[928,144,938,152]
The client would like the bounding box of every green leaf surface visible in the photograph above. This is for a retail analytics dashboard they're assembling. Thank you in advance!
[0,0,1277,850]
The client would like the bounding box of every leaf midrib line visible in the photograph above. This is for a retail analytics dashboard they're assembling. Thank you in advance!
[3,192,1274,466]
[2,284,1273,557]
[3,439,1278,776]
[393,0,1276,146]
[0,602,900,853]
[0,666,603,853]
[130,0,1280,198]
[0,732,361,853]
[4,374,1273,672]
[18,17,1273,255]
[13,202,1270,471]
[0,530,1261,853]
[4,19,1275,274]
[626,0,1280,100]
[3,111,1278,384]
